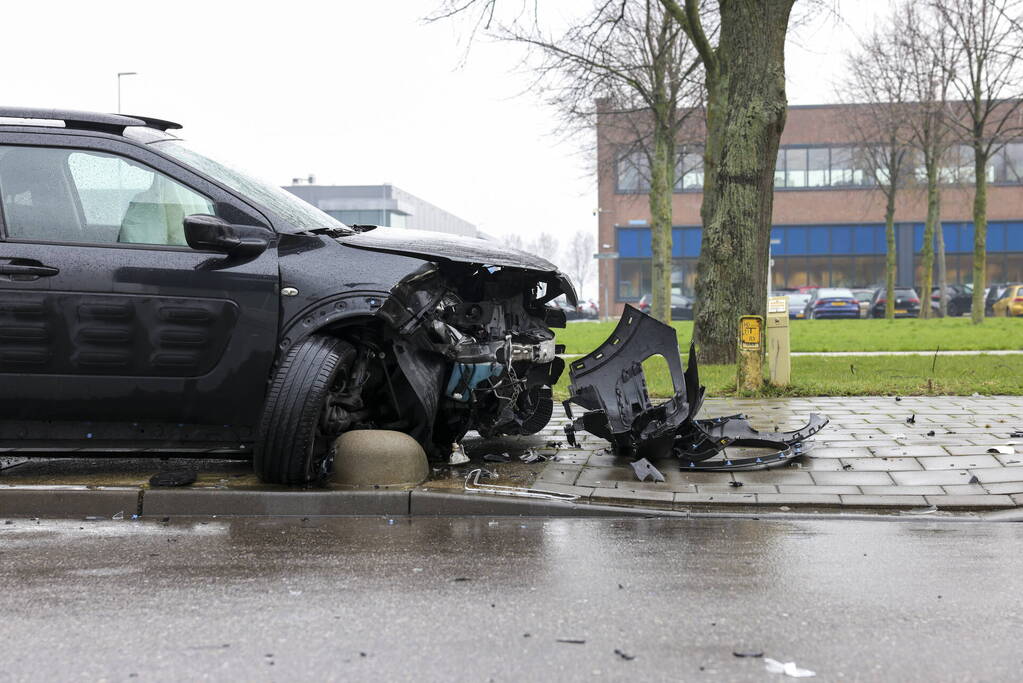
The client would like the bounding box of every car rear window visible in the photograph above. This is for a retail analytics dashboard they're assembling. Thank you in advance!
[816,288,854,298]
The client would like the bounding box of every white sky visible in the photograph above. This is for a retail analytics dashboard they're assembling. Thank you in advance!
[1,0,888,244]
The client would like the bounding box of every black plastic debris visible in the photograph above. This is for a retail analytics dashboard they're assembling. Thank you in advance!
[483,453,511,463]
[631,458,665,482]
[149,469,197,487]
[556,638,586,644]
[926,430,936,437]
[562,306,827,479]
[906,414,916,424]
[614,649,636,661]
[729,480,744,488]
[733,651,765,658]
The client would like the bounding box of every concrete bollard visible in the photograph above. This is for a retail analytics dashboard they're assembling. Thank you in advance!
[332,430,429,487]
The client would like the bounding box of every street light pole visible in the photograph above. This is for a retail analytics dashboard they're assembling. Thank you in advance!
[117,72,138,114]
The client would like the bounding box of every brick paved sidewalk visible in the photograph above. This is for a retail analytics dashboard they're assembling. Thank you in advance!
[530,396,1023,510]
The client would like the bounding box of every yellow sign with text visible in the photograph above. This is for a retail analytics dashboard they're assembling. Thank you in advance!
[739,315,763,351]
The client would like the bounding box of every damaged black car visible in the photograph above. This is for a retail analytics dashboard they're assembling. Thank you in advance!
[0,108,573,484]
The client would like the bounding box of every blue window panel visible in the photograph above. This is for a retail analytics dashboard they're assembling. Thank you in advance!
[831,226,852,254]
[786,227,807,255]
[682,227,702,256]
[617,228,651,258]
[988,222,1006,252]
[852,226,875,254]
[671,228,683,258]
[772,228,787,255]
[942,223,959,253]
[1007,222,1023,251]
[961,223,975,253]
[808,227,829,254]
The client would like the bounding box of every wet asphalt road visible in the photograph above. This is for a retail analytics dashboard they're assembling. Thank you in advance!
[1,516,1021,682]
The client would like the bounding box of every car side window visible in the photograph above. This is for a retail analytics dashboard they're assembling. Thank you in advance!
[0,145,214,246]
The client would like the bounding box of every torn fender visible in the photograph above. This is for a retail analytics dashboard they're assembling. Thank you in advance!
[564,306,828,476]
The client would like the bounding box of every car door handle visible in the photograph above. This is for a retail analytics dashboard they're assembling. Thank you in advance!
[0,259,60,278]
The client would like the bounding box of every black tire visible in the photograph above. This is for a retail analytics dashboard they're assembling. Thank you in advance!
[255,335,356,484]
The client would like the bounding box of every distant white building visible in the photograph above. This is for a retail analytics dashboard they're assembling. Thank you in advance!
[283,183,477,237]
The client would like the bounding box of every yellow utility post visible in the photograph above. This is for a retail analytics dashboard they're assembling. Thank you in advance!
[766,296,791,386]
[737,315,764,392]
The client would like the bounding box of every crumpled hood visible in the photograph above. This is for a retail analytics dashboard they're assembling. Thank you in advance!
[337,227,559,273]
[336,226,577,305]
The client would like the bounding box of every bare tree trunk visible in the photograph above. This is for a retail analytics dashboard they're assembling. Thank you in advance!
[884,191,897,321]
[691,0,792,373]
[971,146,988,323]
[649,119,674,323]
[919,159,939,319]
[936,201,948,317]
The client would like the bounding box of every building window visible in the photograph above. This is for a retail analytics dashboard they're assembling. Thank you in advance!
[616,150,650,193]
[617,259,651,300]
[785,148,807,188]
[807,148,830,187]
[676,146,704,191]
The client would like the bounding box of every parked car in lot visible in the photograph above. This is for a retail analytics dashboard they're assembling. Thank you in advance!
[985,283,1021,316]
[851,288,874,318]
[801,288,861,319]
[787,293,812,319]
[637,292,694,320]
[992,284,1023,317]
[930,284,972,317]
[578,299,599,319]
[869,287,921,318]
[0,108,575,484]
[552,295,582,320]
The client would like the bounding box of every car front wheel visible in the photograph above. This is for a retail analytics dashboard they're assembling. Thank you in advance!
[255,335,357,484]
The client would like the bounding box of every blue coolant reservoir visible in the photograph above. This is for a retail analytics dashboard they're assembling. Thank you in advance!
[445,362,504,402]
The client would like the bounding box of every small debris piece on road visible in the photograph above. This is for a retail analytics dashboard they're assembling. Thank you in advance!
[987,446,1014,455]
[926,430,936,437]
[448,442,469,465]
[556,638,586,644]
[149,469,197,487]
[630,458,665,482]
[906,414,916,424]
[764,658,816,678]
[614,649,636,661]
[733,651,765,658]
[1010,431,1023,438]
[483,453,511,463]
[729,481,744,488]
[520,449,548,464]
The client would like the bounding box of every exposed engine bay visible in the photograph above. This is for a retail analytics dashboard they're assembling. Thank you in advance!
[563,305,828,481]
[321,262,569,460]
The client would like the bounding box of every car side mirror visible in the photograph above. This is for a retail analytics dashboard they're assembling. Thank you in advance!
[183,214,270,259]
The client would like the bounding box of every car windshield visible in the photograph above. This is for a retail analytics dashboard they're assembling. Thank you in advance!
[137,135,352,234]
[816,288,854,299]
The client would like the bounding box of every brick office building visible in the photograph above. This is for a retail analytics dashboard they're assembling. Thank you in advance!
[596,103,1023,316]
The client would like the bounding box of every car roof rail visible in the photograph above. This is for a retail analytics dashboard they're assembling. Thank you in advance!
[0,107,181,134]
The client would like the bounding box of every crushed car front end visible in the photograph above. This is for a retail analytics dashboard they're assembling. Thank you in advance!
[267,226,575,481]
